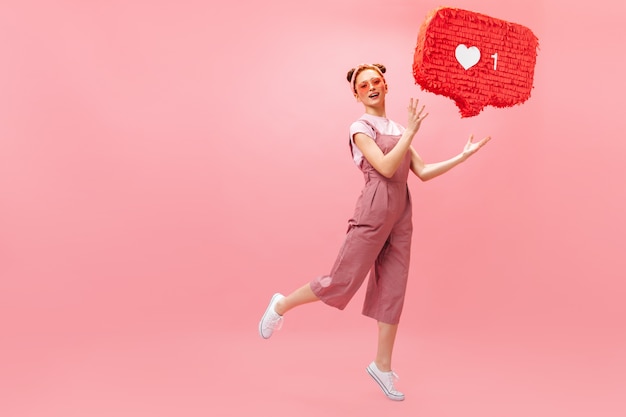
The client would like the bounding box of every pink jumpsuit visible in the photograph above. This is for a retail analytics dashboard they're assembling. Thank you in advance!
[310,119,413,324]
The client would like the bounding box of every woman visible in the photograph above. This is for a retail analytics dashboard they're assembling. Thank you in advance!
[258,63,491,401]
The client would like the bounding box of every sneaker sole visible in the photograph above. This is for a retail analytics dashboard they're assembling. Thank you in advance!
[258,293,282,339]
[366,365,405,401]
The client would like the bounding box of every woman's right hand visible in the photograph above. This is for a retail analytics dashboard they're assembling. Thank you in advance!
[406,98,428,136]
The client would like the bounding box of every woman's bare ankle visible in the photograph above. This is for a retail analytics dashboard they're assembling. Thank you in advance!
[375,360,392,372]
[274,298,286,316]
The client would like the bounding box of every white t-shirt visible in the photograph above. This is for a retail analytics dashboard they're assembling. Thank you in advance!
[349,113,405,167]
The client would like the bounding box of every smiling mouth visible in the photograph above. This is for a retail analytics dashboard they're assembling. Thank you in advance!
[369,92,379,99]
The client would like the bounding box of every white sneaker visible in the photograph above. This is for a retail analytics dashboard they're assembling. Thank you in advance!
[258,293,284,339]
[366,361,405,401]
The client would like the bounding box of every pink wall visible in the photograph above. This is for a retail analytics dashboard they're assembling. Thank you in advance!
[1,1,625,416]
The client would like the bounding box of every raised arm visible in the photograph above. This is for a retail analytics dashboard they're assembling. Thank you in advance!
[410,134,491,181]
[354,98,428,178]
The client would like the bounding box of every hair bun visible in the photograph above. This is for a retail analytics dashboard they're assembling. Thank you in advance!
[373,63,386,74]
[346,68,356,83]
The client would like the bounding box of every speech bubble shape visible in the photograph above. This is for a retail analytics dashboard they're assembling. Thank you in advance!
[413,7,539,117]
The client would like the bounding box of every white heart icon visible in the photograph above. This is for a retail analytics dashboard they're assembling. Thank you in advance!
[455,44,481,70]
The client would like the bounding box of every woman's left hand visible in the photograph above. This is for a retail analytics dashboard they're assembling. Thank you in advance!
[462,134,491,159]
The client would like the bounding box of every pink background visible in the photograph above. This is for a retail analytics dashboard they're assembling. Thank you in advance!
[1,1,624,416]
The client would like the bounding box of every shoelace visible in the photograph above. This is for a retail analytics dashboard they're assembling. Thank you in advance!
[266,313,283,331]
[387,371,400,392]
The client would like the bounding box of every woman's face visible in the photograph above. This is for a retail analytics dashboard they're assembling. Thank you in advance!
[354,68,387,107]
